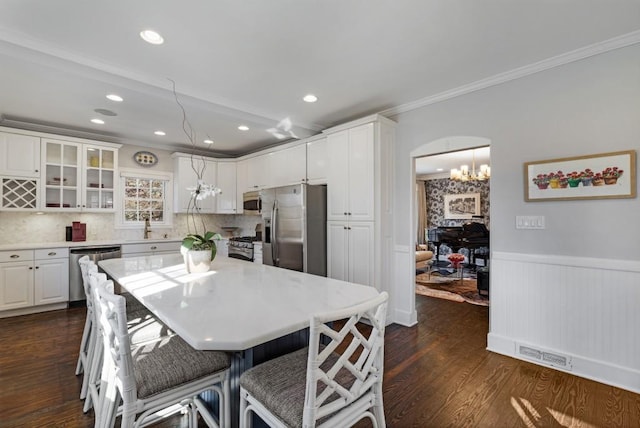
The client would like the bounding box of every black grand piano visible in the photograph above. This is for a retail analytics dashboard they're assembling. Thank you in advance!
[429,221,490,269]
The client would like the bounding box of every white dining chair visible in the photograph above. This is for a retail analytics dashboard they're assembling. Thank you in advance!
[83,269,176,419]
[239,291,389,428]
[95,277,231,428]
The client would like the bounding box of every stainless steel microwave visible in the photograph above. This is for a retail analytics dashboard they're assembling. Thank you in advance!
[243,191,262,215]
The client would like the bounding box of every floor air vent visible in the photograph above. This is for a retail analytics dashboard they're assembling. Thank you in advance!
[516,343,572,370]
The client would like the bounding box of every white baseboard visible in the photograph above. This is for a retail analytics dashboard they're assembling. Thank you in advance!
[488,333,640,394]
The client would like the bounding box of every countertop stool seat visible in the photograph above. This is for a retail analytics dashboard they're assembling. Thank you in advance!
[239,291,389,428]
[95,279,231,428]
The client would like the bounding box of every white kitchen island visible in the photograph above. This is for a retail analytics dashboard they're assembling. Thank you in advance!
[98,253,381,428]
[98,253,379,351]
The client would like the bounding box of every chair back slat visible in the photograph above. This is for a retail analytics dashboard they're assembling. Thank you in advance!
[303,291,389,426]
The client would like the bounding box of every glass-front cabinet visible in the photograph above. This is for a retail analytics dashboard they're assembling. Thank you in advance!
[41,140,119,211]
[83,145,116,211]
[42,140,81,209]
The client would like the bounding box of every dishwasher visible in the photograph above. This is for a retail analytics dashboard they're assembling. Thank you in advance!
[69,246,122,303]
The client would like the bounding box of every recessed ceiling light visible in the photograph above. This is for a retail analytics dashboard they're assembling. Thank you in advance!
[140,30,164,45]
[303,94,318,103]
[203,139,214,144]
[91,118,105,125]
[238,125,249,131]
[106,94,123,102]
[94,108,117,116]
[154,130,166,136]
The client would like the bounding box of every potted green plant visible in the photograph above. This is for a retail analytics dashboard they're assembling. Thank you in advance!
[182,231,222,273]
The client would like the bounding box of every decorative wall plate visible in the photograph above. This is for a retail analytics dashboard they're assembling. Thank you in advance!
[133,151,158,167]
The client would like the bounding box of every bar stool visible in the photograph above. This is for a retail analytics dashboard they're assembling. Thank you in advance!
[240,292,389,428]
[94,277,231,428]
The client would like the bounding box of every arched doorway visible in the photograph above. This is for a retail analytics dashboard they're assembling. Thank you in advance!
[408,136,491,321]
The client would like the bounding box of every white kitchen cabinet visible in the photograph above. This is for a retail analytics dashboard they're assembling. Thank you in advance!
[324,115,396,294]
[236,158,249,209]
[306,137,328,185]
[0,247,69,315]
[82,144,117,211]
[327,221,373,286]
[41,139,120,211]
[253,242,262,264]
[0,131,41,178]
[33,248,69,306]
[173,154,217,213]
[1,177,39,210]
[216,161,237,214]
[245,154,271,190]
[270,145,307,187]
[326,123,374,221]
[0,250,34,311]
[216,239,229,258]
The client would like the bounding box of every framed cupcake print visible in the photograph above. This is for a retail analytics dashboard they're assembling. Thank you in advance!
[524,150,636,201]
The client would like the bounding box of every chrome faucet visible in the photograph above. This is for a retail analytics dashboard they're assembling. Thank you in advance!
[144,219,151,239]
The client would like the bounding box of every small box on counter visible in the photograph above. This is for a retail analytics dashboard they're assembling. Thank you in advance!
[71,221,86,242]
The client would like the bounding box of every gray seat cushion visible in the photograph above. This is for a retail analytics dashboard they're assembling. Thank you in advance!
[240,347,354,428]
[132,335,230,399]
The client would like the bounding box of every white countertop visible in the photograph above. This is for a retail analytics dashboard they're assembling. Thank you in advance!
[0,238,182,252]
[99,254,379,351]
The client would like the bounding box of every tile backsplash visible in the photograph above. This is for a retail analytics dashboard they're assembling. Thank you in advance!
[0,211,261,244]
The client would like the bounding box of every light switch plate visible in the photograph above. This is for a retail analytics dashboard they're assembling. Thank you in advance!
[516,215,545,229]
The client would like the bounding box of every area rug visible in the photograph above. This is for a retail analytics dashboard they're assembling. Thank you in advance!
[416,272,489,306]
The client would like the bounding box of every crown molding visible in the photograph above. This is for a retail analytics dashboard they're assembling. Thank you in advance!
[381,30,640,117]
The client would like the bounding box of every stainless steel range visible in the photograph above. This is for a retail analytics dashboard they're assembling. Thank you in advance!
[228,236,260,262]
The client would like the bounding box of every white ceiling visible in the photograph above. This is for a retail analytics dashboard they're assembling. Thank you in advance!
[1,1,639,157]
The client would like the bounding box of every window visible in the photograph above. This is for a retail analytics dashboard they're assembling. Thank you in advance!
[124,177,165,222]
[116,168,173,228]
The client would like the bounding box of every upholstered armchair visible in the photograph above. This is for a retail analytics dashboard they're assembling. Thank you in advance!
[416,244,434,270]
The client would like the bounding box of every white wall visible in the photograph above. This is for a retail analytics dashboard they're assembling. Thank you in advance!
[390,44,640,392]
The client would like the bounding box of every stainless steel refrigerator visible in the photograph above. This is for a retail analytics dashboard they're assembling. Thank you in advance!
[261,184,326,276]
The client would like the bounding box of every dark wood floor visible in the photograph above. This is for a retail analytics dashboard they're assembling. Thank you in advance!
[1,295,639,427]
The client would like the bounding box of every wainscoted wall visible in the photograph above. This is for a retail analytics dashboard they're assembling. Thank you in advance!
[423,178,490,229]
[0,211,261,244]
[488,251,640,393]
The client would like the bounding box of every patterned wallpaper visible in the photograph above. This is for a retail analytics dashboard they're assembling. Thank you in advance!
[423,178,490,230]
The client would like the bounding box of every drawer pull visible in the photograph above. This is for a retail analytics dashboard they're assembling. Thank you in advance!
[48,252,57,256]
[10,254,20,259]
[150,246,158,250]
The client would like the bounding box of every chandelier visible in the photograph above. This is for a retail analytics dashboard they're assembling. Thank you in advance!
[450,150,491,181]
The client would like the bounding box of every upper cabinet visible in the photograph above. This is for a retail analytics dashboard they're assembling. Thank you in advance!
[245,155,271,191]
[215,161,237,214]
[0,132,41,178]
[270,145,307,187]
[173,154,217,213]
[306,136,328,185]
[326,123,374,222]
[83,144,117,211]
[0,132,41,210]
[41,139,119,211]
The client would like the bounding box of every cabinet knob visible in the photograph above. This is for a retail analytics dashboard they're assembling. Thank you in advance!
[344,212,348,216]
[343,226,347,230]
[35,169,39,173]
[348,212,352,216]
[150,246,158,250]
[29,266,33,270]
[35,266,40,269]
